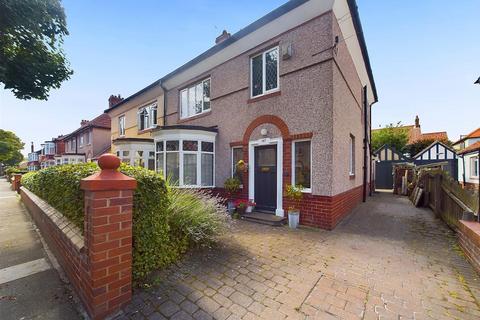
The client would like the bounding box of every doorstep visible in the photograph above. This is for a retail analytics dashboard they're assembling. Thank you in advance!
[241,211,287,226]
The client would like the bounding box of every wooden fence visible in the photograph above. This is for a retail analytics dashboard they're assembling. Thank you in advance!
[418,169,478,230]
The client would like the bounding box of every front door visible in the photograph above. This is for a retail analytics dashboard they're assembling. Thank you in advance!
[254,145,277,212]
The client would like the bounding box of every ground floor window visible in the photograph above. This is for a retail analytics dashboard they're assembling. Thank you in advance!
[231,147,243,177]
[471,156,479,178]
[349,134,355,176]
[292,140,311,191]
[116,148,154,170]
[156,139,214,187]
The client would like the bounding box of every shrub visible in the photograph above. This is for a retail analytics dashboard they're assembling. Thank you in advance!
[21,163,98,229]
[21,162,228,280]
[166,188,229,248]
[5,166,28,181]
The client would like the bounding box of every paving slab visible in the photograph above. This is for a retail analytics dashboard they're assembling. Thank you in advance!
[0,179,81,320]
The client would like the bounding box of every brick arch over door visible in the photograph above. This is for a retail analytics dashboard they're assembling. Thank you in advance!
[242,115,290,144]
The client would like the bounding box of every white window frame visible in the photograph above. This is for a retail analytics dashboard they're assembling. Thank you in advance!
[471,156,479,178]
[154,130,216,188]
[231,147,243,177]
[119,115,126,137]
[138,103,157,131]
[349,134,355,176]
[291,139,312,193]
[180,78,211,119]
[250,46,280,98]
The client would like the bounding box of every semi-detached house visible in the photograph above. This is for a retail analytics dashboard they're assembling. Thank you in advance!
[105,0,378,229]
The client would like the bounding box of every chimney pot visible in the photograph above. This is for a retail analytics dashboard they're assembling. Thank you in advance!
[215,30,231,44]
[31,142,34,153]
[415,115,420,128]
[108,94,124,108]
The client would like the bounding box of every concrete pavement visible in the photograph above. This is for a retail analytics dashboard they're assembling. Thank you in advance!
[0,178,81,320]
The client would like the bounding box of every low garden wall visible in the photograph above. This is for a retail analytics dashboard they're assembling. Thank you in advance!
[21,155,136,319]
[19,154,229,319]
[458,221,480,274]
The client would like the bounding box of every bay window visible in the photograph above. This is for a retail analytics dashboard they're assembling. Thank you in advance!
[180,78,211,119]
[250,47,279,98]
[138,103,157,131]
[292,140,311,191]
[155,138,215,187]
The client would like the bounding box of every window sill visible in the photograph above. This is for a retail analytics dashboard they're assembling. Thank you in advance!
[138,127,156,134]
[349,174,355,180]
[301,189,312,194]
[248,90,281,104]
[178,111,211,123]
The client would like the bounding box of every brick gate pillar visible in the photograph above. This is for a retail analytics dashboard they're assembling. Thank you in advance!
[80,154,137,319]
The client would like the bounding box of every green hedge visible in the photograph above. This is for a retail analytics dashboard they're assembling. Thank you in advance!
[21,163,228,280]
[5,167,28,181]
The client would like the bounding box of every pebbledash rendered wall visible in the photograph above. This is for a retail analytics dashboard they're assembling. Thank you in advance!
[164,11,371,229]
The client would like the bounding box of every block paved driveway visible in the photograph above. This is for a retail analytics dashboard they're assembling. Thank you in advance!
[119,192,480,320]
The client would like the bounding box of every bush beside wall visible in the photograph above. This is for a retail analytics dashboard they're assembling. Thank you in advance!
[21,163,228,280]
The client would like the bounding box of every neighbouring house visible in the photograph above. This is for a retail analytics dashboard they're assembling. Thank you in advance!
[106,0,377,229]
[455,128,480,189]
[39,141,56,169]
[58,113,112,164]
[106,91,161,170]
[27,143,41,171]
[373,116,454,189]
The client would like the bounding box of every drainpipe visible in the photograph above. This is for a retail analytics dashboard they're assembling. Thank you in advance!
[462,154,466,185]
[160,81,167,127]
[362,86,368,202]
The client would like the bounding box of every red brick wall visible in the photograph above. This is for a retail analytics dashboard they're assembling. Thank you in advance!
[20,154,136,320]
[283,185,363,230]
[20,188,90,313]
[458,220,480,274]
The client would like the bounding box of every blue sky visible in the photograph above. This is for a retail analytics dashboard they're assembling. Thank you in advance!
[0,0,479,155]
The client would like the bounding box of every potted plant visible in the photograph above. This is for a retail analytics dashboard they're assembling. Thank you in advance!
[224,177,241,214]
[234,199,249,215]
[285,184,303,229]
[246,200,256,213]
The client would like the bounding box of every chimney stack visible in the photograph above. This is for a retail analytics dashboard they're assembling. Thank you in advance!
[81,120,89,126]
[108,94,124,108]
[215,30,231,45]
[414,115,420,128]
[31,142,34,153]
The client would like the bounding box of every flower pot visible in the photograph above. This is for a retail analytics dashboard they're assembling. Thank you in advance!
[237,207,247,215]
[246,205,254,213]
[288,210,300,229]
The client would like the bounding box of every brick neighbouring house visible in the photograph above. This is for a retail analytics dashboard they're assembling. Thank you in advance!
[106,0,378,230]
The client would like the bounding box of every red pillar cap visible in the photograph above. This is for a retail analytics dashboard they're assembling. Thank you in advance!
[80,154,137,191]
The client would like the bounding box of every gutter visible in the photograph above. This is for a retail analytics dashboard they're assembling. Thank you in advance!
[160,82,167,127]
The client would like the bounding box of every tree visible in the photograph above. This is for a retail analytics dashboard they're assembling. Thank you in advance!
[372,122,409,153]
[0,0,73,100]
[0,129,25,166]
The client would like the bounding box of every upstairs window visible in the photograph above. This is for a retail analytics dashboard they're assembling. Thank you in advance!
[119,115,126,136]
[180,78,211,119]
[250,47,279,98]
[138,104,157,131]
[79,135,84,147]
